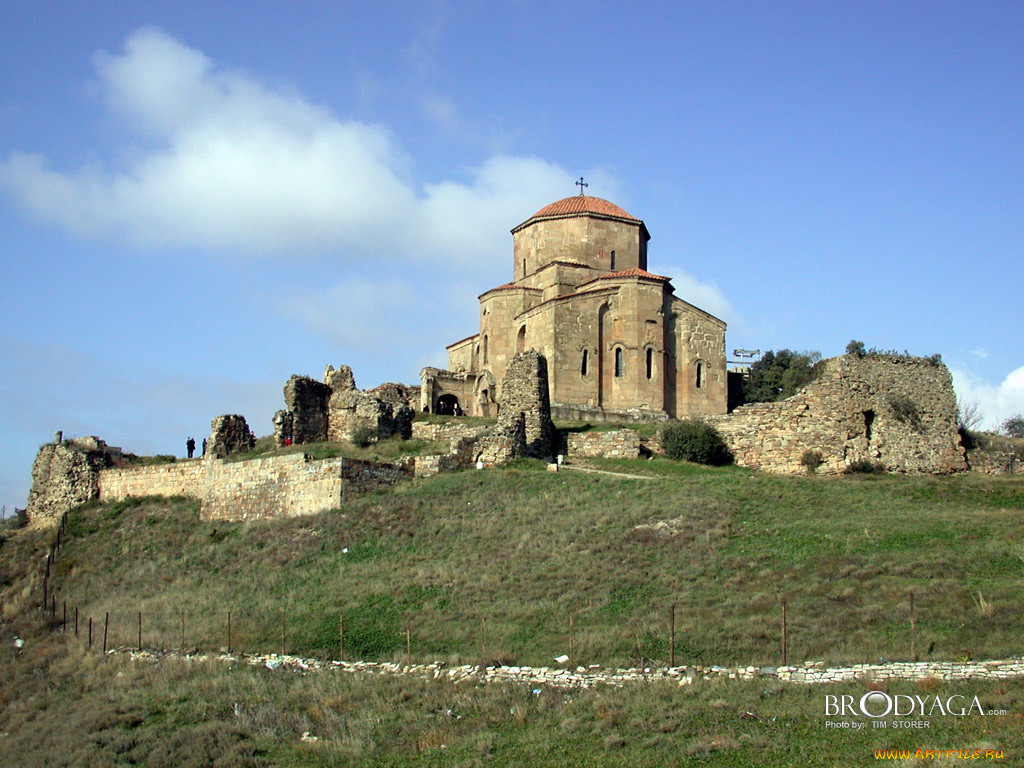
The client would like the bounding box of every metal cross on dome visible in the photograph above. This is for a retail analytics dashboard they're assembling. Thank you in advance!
[576,177,588,195]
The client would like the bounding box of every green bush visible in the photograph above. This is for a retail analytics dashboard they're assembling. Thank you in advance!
[350,425,378,448]
[844,459,886,474]
[887,395,922,430]
[662,420,732,466]
[800,449,824,473]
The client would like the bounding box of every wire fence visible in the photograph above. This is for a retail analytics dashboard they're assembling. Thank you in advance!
[36,511,1010,669]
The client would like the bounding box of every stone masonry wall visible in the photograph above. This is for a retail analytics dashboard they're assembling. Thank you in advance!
[708,354,966,475]
[98,453,411,522]
[27,437,124,526]
[410,421,490,443]
[474,350,557,465]
[567,430,642,459]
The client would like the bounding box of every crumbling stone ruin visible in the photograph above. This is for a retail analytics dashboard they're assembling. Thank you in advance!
[207,414,256,458]
[26,434,126,526]
[706,353,966,474]
[474,350,557,465]
[273,365,414,447]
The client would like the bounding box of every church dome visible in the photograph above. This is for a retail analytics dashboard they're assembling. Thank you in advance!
[530,195,639,221]
[512,194,644,235]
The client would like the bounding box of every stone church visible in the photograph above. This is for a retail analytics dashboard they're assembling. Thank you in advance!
[421,192,728,422]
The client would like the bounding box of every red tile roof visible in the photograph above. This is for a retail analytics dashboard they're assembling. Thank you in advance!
[586,268,671,283]
[529,195,639,221]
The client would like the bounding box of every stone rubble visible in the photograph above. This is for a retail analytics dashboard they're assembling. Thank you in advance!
[118,648,1024,689]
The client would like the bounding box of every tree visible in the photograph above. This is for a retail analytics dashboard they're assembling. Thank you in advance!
[1002,414,1024,439]
[743,349,822,404]
[957,398,984,432]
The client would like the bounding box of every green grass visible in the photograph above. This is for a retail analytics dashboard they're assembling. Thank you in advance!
[4,463,1024,766]
[0,633,1020,768]
[39,463,1024,668]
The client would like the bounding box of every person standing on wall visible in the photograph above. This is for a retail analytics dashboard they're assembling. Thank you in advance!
[186,437,196,459]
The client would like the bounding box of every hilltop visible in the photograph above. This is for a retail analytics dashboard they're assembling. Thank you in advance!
[1,458,1023,766]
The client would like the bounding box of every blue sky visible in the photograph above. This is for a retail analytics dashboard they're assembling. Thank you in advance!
[2,1,1023,509]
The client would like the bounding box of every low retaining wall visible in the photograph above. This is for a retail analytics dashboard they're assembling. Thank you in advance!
[967,451,1020,475]
[410,421,489,443]
[565,430,662,459]
[99,453,412,522]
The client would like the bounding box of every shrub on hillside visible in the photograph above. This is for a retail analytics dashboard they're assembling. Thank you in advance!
[350,425,378,448]
[887,395,922,430]
[662,420,732,466]
[844,459,886,475]
[800,449,824,474]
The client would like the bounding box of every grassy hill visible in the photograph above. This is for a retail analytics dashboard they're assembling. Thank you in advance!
[2,456,1023,766]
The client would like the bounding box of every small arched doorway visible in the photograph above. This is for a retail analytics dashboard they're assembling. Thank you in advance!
[517,325,526,354]
[436,394,462,416]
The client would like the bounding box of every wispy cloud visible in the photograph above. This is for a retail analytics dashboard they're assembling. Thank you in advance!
[951,364,1024,431]
[0,27,572,264]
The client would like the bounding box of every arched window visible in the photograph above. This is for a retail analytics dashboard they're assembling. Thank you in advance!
[483,335,489,364]
[614,348,624,378]
[695,362,703,389]
[581,349,589,376]
[517,325,526,354]
[610,250,616,270]
[646,348,653,380]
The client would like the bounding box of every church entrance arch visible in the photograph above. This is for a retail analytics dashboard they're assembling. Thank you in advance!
[436,394,462,416]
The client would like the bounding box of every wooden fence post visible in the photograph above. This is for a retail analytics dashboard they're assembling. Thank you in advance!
[909,592,917,662]
[568,614,575,670]
[227,611,232,655]
[669,604,676,668]
[103,612,109,654]
[137,611,142,651]
[339,613,344,661]
[88,616,93,649]
[781,600,788,666]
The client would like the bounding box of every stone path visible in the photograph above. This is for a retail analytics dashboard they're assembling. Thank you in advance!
[558,464,664,480]
[118,648,1024,689]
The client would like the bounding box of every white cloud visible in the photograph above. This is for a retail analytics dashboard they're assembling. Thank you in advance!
[0,26,572,263]
[666,271,747,334]
[951,364,1024,431]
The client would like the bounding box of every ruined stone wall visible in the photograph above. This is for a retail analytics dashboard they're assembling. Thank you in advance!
[98,461,207,502]
[208,415,255,458]
[98,453,410,522]
[410,421,490,443]
[708,354,965,475]
[966,450,1020,475]
[566,430,642,459]
[27,437,123,526]
[473,350,556,465]
[278,376,332,445]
